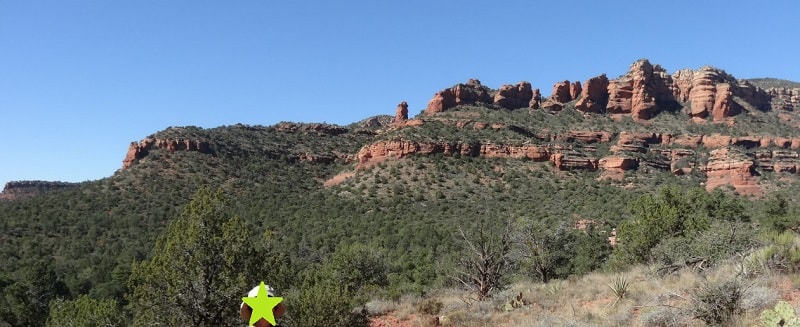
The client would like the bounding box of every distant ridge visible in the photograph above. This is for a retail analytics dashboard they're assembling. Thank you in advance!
[746,78,800,89]
[0,180,80,200]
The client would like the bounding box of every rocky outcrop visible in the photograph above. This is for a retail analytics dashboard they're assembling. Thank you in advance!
[529,88,542,109]
[676,67,771,120]
[123,138,211,169]
[703,147,761,196]
[494,81,533,109]
[768,87,800,111]
[354,127,800,195]
[0,181,79,200]
[570,81,582,100]
[671,69,694,102]
[687,67,723,119]
[395,101,409,123]
[556,131,613,143]
[754,150,799,173]
[356,141,550,167]
[418,60,789,122]
[737,80,772,110]
[575,75,610,113]
[606,59,675,119]
[551,81,573,103]
[599,156,639,179]
[425,79,493,114]
[356,140,598,170]
[540,99,564,111]
[611,132,661,153]
[551,152,598,170]
[711,83,735,121]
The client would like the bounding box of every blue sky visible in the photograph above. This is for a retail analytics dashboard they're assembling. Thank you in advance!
[1,0,799,187]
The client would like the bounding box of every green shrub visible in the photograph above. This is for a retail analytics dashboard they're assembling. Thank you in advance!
[691,278,745,326]
[746,231,800,274]
[46,295,124,327]
[416,298,443,315]
[284,280,367,327]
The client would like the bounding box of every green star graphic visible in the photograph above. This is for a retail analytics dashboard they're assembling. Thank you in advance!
[242,281,283,326]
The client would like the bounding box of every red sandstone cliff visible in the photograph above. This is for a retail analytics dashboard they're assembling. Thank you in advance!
[354,125,800,195]
[424,79,493,114]
[122,138,211,169]
[422,59,786,121]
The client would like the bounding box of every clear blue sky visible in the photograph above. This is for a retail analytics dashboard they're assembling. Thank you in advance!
[1,0,799,187]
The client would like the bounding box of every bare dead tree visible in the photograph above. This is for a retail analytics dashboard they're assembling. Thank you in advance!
[451,221,512,300]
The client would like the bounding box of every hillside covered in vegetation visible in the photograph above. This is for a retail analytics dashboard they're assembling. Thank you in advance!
[2,59,800,326]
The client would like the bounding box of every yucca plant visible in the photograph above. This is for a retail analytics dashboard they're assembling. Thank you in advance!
[607,275,631,307]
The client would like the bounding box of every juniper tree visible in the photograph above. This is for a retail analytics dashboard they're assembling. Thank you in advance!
[127,188,286,326]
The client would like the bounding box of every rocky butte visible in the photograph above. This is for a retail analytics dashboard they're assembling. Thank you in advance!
[357,59,798,196]
[116,59,799,197]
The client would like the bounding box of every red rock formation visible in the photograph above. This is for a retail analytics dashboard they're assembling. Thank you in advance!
[356,140,599,170]
[606,59,674,119]
[611,132,661,153]
[668,149,697,175]
[556,131,613,143]
[575,75,610,113]
[672,135,704,147]
[122,142,146,169]
[425,79,493,114]
[702,134,732,148]
[671,69,694,102]
[768,87,800,111]
[600,155,638,170]
[773,137,793,148]
[356,141,555,168]
[551,80,572,103]
[737,80,772,110]
[711,83,734,122]
[703,147,761,196]
[570,81,582,100]
[540,99,564,111]
[551,152,598,170]
[599,156,639,179]
[731,136,762,149]
[395,101,408,123]
[494,81,533,109]
[529,88,542,109]
[606,79,633,115]
[688,69,717,118]
[122,138,211,169]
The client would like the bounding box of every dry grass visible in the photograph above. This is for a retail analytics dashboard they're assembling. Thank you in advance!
[370,262,800,327]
